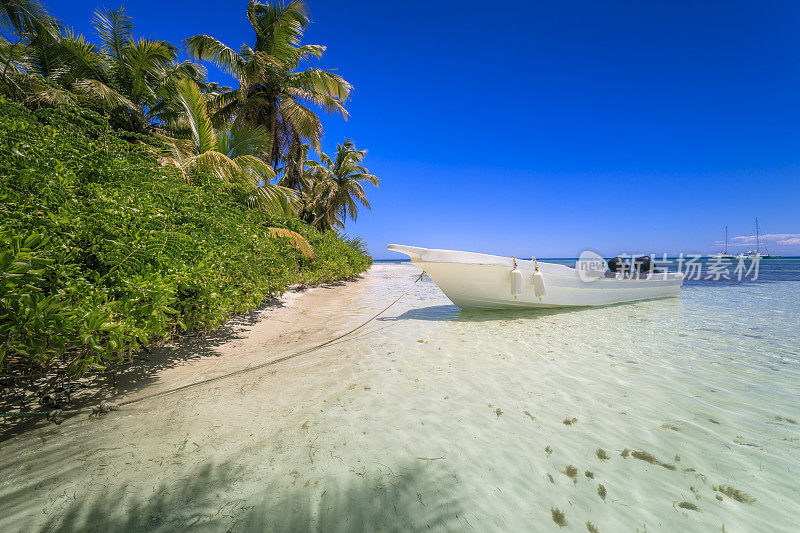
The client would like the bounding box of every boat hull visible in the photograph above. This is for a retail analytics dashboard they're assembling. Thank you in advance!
[388,245,683,310]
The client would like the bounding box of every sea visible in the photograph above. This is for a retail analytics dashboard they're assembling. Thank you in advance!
[1,259,798,532]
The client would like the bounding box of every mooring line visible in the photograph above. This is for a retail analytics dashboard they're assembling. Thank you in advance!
[117,272,424,408]
[2,273,424,422]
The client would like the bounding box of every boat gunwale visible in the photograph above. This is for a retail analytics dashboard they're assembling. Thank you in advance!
[414,260,684,284]
[388,244,683,283]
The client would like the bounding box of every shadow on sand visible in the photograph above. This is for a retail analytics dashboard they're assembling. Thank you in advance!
[1,299,287,442]
[378,304,595,323]
[32,456,462,533]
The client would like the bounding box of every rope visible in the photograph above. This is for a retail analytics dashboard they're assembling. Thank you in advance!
[1,273,423,420]
[117,272,424,408]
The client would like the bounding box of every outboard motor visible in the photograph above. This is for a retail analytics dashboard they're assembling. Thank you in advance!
[634,255,653,273]
[607,256,630,273]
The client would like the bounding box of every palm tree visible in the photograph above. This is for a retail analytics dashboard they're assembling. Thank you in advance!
[82,7,203,132]
[12,7,204,132]
[0,0,60,98]
[161,78,295,214]
[185,0,351,172]
[302,139,378,231]
[160,81,315,259]
[279,139,310,190]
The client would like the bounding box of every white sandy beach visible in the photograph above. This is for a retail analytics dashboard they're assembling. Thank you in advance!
[1,262,799,532]
[0,265,421,532]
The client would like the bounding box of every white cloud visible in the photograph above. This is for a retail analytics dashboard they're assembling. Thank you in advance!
[730,233,800,246]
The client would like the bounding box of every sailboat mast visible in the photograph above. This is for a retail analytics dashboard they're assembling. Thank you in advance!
[725,225,728,254]
[755,217,760,253]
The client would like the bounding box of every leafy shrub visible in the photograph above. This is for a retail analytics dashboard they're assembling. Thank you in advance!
[0,98,371,377]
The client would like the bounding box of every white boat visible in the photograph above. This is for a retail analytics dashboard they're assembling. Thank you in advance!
[710,225,734,259]
[388,245,684,309]
[737,217,780,259]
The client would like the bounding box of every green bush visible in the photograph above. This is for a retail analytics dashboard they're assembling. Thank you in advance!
[0,98,371,377]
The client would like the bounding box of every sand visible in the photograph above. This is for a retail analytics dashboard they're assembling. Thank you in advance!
[0,269,409,532]
[2,262,797,532]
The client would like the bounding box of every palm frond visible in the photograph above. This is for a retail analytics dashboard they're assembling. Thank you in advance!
[218,121,272,159]
[173,77,217,154]
[92,7,133,62]
[288,67,351,103]
[25,83,73,105]
[268,227,314,259]
[294,43,325,61]
[73,77,136,110]
[1,0,58,37]
[52,29,104,81]
[247,0,308,57]
[184,34,244,80]
[187,150,240,182]
[278,94,322,150]
[231,153,275,183]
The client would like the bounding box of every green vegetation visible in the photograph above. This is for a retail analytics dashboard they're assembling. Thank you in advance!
[1,0,378,231]
[300,139,380,231]
[0,98,370,377]
[0,0,378,382]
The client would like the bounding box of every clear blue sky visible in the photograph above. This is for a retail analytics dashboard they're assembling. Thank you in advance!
[46,0,800,258]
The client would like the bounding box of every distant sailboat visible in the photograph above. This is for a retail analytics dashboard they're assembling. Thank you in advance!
[710,225,733,259]
[759,217,781,259]
[737,217,781,259]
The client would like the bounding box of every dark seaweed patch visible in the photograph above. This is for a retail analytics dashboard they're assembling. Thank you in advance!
[586,521,600,533]
[678,501,700,511]
[551,507,567,527]
[596,448,610,460]
[597,484,607,501]
[628,449,677,470]
[712,485,756,504]
[562,465,578,484]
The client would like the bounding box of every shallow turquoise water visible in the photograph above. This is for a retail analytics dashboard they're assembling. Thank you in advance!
[1,261,798,532]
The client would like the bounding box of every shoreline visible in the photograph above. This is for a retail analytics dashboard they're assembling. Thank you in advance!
[0,263,432,531]
[1,271,378,442]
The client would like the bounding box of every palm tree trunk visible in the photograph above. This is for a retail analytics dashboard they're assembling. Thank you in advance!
[270,107,279,170]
